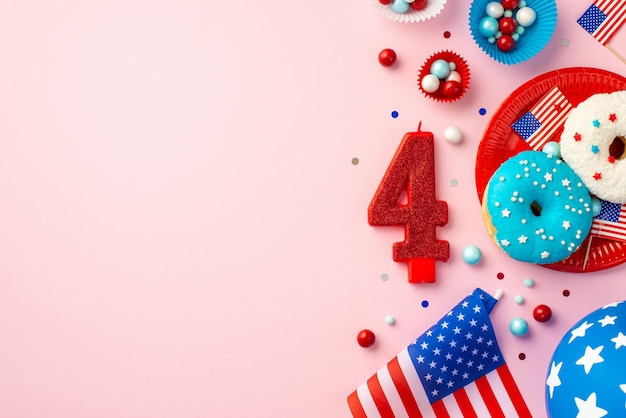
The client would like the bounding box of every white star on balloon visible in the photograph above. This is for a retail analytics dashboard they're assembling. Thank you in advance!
[620,384,626,409]
[574,392,608,418]
[611,332,626,349]
[575,345,604,374]
[569,321,594,344]
[597,315,617,327]
[602,301,622,309]
[546,361,562,399]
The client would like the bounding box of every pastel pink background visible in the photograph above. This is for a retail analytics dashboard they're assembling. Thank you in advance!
[0,1,624,417]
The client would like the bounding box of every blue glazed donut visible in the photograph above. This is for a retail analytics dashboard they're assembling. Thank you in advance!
[482,150,593,264]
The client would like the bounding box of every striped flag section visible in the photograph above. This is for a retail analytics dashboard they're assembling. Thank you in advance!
[347,289,531,417]
[577,0,626,46]
[511,86,572,151]
[590,199,626,242]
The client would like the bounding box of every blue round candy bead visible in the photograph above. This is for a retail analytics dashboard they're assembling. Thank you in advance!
[509,317,529,336]
[542,141,561,158]
[462,245,482,265]
[429,59,450,79]
[523,278,535,287]
[390,0,410,14]
[591,197,602,216]
[479,16,500,37]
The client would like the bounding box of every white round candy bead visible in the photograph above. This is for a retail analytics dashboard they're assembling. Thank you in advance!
[445,70,462,83]
[443,126,462,144]
[516,7,537,27]
[420,74,440,93]
[485,2,504,18]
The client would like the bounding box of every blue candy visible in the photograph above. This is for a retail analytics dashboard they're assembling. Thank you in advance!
[429,59,450,79]
[390,0,410,14]
[479,16,499,37]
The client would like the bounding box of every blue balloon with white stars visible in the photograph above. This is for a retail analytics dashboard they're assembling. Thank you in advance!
[546,301,626,417]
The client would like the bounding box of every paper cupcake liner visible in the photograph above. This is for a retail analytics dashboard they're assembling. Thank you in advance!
[370,0,447,23]
[418,50,470,103]
[469,0,557,65]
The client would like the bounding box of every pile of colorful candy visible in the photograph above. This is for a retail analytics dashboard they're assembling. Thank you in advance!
[478,0,537,52]
[377,0,428,14]
[418,51,470,102]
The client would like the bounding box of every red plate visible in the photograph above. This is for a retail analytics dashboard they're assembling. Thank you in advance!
[475,67,626,273]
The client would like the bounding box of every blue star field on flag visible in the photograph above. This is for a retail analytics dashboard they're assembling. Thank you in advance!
[407,288,503,403]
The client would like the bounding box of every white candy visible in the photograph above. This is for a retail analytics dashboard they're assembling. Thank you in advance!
[443,126,463,144]
[420,74,440,93]
[516,7,537,27]
[445,70,462,83]
[485,2,504,19]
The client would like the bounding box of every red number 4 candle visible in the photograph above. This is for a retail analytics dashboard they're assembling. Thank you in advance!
[368,124,449,283]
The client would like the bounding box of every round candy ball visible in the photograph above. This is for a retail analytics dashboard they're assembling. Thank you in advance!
[420,74,440,93]
[546,301,626,417]
[378,48,397,67]
[410,0,428,10]
[516,6,537,27]
[501,0,519,10]
[497,35,516,52]
[442,80,462,98]
[385,315,396,325]
[499,17,517,35]
[523,278,535,287]
[357,329,376,347]
[462,245,482,264]
[479,16,500,37]
[533,304,552,322]
[445,70,462,83]
[591,197,602,216]
[514,294,524,304]
[485,1,504,18]
[378,0,392,4]
[542,141,561,159]
[444,126,463,144]
[509,317,529,336]
[429,59,451,79]
[390,0,410,13]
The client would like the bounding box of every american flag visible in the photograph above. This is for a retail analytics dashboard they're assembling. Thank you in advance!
[590,199,626,242]
[347,289,531,417]
[511,86,572,151]
[577,0,626,45]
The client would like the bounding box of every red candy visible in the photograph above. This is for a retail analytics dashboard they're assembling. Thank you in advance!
[499,17,517,35]
[533,304,553,322]
[410,0,428,10]
[442,80,462,98]
[501,0,519,10]
[378,48,397,67]
[378,0,392,4]
[497,35,516,52]
[368,125,449,283]
[357,329,376,347]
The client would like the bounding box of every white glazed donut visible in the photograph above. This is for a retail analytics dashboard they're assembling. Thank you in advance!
[560,91,626,203]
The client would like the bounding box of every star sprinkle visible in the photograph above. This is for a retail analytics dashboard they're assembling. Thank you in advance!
[546,361,563,399]
[541,250,550,259]
[574,393,608,418]
[591,145,599,154]
[611,332,626,349]
[563,220,571,230]
[609,113,617,122]
[574,133,582,141]
[501,208,511,217]
[544,172,553,181]
[562,178,571,187]
[501,239,511,247]
[569,321,594,344]
[609,156,616,164]
[597,315,617,327]
[593,172,602,180]
[575,345,604,374]
[518,235,528,244]
[592,119,601,128]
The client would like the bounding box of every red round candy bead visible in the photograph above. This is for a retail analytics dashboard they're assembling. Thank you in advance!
[501,0,519,10]
[497,35,516,52]
[533,304,552,322]
[442,80,462,98]
[410,0,428,10]
[378,0,392,4]
[499,17,517,35]
[357,329,376,347]
[378,48,397,67]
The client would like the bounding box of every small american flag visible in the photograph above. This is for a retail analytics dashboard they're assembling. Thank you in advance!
[590,199,626,242]
[511,86,572,151]
[347,289,531,417]
[577,0,626,45]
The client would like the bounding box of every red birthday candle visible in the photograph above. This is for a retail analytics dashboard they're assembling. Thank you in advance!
[368,124,449,283]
